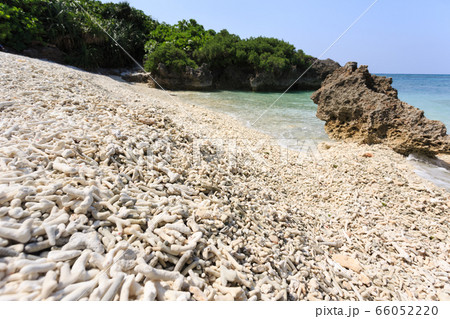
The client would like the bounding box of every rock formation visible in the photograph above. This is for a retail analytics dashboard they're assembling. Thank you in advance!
[129,59,340,91]
[121,72,152,83]
[311,62,450,156]
[149,63,213,90]
[249,59,341,91]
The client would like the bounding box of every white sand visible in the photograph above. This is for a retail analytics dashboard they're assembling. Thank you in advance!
[0,52,449,301]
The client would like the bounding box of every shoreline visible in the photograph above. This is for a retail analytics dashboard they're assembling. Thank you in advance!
[135,81,450,191]
[170,78,450,191]
[0,52,449,301]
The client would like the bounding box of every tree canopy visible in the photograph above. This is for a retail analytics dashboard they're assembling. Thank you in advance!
[0,0,312,74]
[0,0,158,69]
[144,23,312,74]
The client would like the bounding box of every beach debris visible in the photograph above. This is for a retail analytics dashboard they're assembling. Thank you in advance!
[332,254,363,273]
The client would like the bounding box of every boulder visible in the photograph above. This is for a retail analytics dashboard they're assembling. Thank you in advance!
[301,58,342,89]
[121,72,152,83]
[311,62,450,156]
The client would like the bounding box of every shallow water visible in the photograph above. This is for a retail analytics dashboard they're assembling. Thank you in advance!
[178,74,450,191]
[178,90,329,142]
[387,74,450,191]
[381,74,450,128]
[407,154,450,190]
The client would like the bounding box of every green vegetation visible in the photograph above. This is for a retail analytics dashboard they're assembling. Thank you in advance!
[144,43,197,73]
[0,0,157,69]
[145,24,312,74]
[0,1,43,51]
[144,19,214,72]
[1,0,312,75]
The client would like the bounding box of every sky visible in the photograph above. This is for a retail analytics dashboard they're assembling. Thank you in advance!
[101,0,450,74]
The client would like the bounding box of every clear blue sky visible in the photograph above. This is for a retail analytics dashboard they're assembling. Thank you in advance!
[101,0,450,74]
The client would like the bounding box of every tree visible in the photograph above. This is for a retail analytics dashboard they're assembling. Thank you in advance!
[194,29,240,71]
[0,2,44,51]
[144,19,214,73]
[144,42,197,73]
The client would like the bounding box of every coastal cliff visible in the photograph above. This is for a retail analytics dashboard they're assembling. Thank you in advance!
[249,59,340,91]
[124,58,340,91]
[148,63,213,90]
[311,62,450,156]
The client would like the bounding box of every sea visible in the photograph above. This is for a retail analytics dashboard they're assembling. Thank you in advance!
[178,74,450,191]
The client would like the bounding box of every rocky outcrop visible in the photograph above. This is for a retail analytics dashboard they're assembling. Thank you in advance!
[148,63,213,90]
[121,72,152,83]
[139,59,340,91]
[303,58,343,88]
[249,59,340,91]
[212,66,252,90]
[22,45,66,64]
[311,62,450,156]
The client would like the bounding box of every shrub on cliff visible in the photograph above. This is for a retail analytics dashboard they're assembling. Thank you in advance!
[148,19,215,55]
[193,29,241,71]
[244,38,312,72]
[237,37,308,73]
[144,19,214,74]
[144,22,313,77]
[144,42,197,73]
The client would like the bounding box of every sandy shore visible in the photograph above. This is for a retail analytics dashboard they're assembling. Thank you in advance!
[0,52,449,301]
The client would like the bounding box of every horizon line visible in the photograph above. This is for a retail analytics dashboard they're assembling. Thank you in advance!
[374,72,450,75]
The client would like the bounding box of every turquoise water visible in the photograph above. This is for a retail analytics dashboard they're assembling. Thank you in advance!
[379,74,450,128]
[178,74,450,190]
[379,74,450,191]
[178,90,329,142]
[179,75,450,142]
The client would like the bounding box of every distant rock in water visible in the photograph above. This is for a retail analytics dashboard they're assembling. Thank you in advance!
[311,62,450,156]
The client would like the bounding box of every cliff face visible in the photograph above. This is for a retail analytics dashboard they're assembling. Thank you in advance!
[249,59,340,91]
[148,63,213,90]
[122,59,340,91]
[311,62,450,156]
